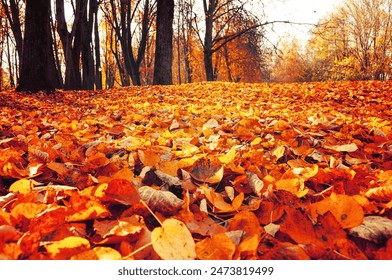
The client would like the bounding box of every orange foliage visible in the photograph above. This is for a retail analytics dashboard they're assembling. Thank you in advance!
[0,81,392,259]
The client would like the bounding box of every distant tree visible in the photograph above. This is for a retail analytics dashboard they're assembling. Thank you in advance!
[200,0,264,81]
[0,0,23,70]
[153,0,174,85]
[16,0,60,92]
[102,0,155,86]
[307,0,392,81]
[271,37,307,83]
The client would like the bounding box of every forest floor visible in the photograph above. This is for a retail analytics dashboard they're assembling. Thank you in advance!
[0,81,392,260]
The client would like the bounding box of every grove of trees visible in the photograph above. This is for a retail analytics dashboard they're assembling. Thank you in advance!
[1,0,392,91]
[271,0,392,82]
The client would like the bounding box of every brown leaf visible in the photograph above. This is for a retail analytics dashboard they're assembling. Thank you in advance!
[349,216,392,244]
[189,157,224,184]
[138,186,183,215]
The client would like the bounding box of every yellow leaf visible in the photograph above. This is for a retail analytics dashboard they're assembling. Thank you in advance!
[151,218,196,260]
[71,247,122,260]
[9,179,33,194]
[272,146,285,160]
[275,178,308,198]
[218,146,237,164]
[45,236,90,259]
[66,200,110,222]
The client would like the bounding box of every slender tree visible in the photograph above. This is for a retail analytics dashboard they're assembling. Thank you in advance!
[16,0,60,92]
[153,0,174,85]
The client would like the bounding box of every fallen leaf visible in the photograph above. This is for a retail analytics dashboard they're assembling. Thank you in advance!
[201,185,244,213]
[308,193,364,229]
[195,232,236,260]
[9,179,33,194]
[247,172,264,197]
[102,178,140,206]
[324,143,358,152]
[45,236,90,259]
[218,146,237,164]
[365,185,392,201]
[94,215,144,238]
[71,246,122,260]
[189,157,224,184]
[138,186,183,215]
[151,218,196,260]
[349,216,392,244]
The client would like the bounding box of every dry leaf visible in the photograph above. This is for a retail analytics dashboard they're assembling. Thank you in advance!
[195,232,236,260]
[45,236,90,259]
[94,215,144,238]
[218,146,237,164]
[308,193,364,229]
[349,216,392,244]
[138,186,183,215]
[189,157,224,184]
[247,172,264,197]
[103,178,140,206]
[9,179,33,194]
[151,218,196,260]
[201,185,244,213]
[324,143,358,152]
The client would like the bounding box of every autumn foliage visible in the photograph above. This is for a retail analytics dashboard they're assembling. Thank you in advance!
[1,81,392,260]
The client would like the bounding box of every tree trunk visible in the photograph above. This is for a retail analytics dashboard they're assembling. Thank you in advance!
[153,0,174,85]
[93,0,102,90]
[81,0,95,90]
[1,0,23,73]
[203,0,215,81]
[56,0,82,89]
[17,0,60,92]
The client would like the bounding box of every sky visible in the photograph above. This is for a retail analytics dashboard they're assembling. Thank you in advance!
[264,0,343,45]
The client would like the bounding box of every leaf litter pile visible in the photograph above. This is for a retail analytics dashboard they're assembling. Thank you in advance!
[1,81,392,260]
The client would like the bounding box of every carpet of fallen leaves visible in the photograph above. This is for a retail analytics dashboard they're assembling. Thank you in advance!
[1,80,392,260]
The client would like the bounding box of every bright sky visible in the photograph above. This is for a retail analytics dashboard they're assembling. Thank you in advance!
[264,0,343,45]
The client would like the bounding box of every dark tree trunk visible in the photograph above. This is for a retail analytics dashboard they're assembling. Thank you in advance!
[81,0,95,90]
[203,0,215,81]
[17,0,60,92]
[56,0,82,89]
[153,0,174,85]
[93,0,102,90]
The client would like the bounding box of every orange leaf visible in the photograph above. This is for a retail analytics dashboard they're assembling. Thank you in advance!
[201,185,244,213]
[228,210,264,237]
[275,177,308,198]
[94,215,144,238]
[308,193,364,229]
[103,178,140,206]
[195,232,236,260]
